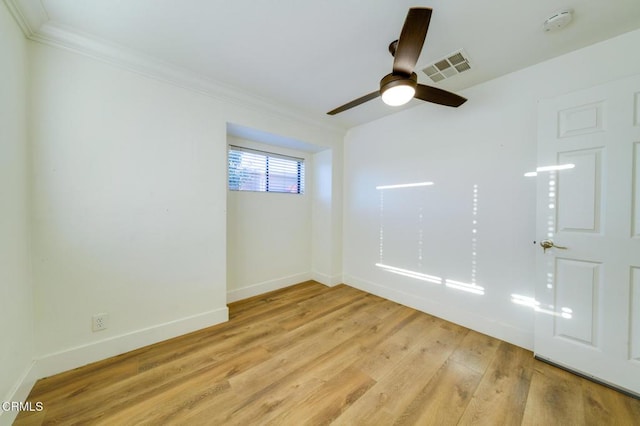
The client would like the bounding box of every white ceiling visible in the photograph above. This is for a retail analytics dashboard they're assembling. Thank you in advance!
[10,0,640,129]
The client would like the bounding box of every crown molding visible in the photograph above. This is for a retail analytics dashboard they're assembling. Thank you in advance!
[3,0,346,134]
[4,0,31,36]
[3,0,48,36]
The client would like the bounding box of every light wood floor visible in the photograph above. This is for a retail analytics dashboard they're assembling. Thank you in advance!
[15,281,640,425]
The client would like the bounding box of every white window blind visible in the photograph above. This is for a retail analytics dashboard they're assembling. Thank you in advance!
[228,146,305,194]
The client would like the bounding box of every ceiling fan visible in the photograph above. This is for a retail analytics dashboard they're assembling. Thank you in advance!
[327,7,467,115]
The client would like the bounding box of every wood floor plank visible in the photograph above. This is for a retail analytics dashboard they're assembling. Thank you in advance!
[521,361,586,426]
[11,408,46,426]
[333,319,467,425]
[393,359,483,426]
[15,281,640,425]
[266,365,376,426]
[228,297,384,395]
[189,297,383,424]
[279,289,368,331]
[358,309,468,382]
[581,377,640,426]
[260,290,380,353]
[355,311,434,381]
[40,344,270,424]
[25,355,139,402]
[228,281,327,320]
[457,342,534,425]
[221,308,421,425]
[448,329,500,375]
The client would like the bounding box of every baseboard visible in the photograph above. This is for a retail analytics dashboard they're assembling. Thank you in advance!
[227,272,312,303]
[343,274,533,350]
[34,307,229,380]
[0,361,38,426]
[311,271,342,287]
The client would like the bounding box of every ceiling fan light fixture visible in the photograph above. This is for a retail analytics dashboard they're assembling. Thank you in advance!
[382,84,416,106]
[380,73,418,106]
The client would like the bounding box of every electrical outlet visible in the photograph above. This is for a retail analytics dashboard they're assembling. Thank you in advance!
[92,313,109,332]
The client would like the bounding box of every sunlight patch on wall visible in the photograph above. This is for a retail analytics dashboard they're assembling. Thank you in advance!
[511,294,573,319]
[375,181,434,190]
[525,166,560,289]
[542,173,557,305]
[445,279,485,295]
[471,184,479,286]
[376,181,484,295]
[523,163,575,177]
[377,181,434,272]
[376,263,442,285]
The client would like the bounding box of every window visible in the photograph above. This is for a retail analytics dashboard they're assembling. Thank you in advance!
[228,146,305,194]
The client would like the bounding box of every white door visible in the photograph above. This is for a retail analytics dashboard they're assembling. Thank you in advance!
[535,74,640,396]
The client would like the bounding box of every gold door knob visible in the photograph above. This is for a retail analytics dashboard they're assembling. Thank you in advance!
[540,239,568,253]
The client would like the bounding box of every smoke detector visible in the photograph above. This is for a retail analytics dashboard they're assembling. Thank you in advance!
[543,9,573,32]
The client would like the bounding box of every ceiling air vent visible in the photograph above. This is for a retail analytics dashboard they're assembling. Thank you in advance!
[422,49,471,83]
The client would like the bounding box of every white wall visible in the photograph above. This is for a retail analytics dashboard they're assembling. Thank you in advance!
[312,149,340,285]
[226,137,313,301]
[343,28,640,350]
[28,41,344,377]
[0,2,34,421]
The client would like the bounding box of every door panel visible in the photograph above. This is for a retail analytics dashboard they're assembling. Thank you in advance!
[557,101,605,138]
[554,258,600,346]
[536,74,640,396]
[557,149,602,233]
[634,142,640,237]
[632,267,640,362]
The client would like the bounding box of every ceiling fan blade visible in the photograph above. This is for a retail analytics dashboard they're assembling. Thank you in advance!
[326,90,380,115]
[415,84,467,107]
[393,8,432,75]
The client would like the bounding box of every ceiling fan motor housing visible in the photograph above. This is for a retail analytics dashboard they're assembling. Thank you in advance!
[380,72,418,92]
